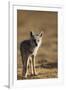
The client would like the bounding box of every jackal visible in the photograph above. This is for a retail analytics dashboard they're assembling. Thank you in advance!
[20,31,43,78]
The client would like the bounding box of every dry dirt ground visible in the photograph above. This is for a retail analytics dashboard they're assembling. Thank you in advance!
[17,10,58,80]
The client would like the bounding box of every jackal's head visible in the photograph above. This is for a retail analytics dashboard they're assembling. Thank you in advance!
[30,31,43,47]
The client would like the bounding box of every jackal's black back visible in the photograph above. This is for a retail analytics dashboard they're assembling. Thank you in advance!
[20,39,37,56]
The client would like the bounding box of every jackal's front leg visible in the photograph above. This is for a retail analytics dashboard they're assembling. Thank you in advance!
[32,55,37,75]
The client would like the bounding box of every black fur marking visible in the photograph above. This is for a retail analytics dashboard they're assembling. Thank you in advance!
[33,39,37,46]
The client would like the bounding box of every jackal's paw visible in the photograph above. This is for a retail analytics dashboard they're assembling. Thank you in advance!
[33,72,38,76]
[30,73,34,76]
[22,74,28,79]
[30,72,38,76]
[22,76,27,79]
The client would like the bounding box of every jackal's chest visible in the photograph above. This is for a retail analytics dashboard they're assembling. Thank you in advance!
[33,47,39,55]
[33,42,41,56]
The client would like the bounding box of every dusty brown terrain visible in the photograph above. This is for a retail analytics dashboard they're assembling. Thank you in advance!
[17,10,58,80]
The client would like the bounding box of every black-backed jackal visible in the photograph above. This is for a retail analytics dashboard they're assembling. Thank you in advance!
[20,31,43,78]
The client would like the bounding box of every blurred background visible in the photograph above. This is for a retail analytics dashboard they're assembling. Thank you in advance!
[17,10,58,79]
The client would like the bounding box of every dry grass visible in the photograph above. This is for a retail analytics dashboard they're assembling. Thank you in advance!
[17,10,58,80]
[17,67,57,80]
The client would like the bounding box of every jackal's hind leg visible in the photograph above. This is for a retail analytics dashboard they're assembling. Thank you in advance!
[22,65,27,79]
[24,58,30,78]
[22,56,28,79]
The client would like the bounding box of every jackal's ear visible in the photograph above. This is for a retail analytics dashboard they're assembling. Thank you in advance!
[39,32,43,37]
[30,31,34,37]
